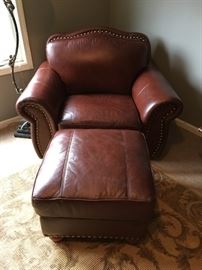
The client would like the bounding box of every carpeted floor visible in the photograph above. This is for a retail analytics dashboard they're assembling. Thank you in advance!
[0,164,201,270]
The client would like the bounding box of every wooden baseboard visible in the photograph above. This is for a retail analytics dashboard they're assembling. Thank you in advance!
[175,118,202,137]
[0,116,22,130]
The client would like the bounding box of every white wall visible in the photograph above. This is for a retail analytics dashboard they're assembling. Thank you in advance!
[110,0,202,126]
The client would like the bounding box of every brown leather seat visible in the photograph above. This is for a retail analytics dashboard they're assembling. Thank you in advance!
[59,94,141,129]
[16,27,183,158]
[32,129,155,242]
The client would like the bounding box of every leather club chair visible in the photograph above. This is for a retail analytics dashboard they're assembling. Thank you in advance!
[16,27,183,159]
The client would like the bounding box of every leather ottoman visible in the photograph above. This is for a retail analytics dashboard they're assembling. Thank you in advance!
[32,129,155,243]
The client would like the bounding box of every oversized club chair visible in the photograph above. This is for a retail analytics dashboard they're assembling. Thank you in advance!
[16,27,183,159]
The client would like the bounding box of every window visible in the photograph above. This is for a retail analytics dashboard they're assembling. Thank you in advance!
[0,0,33,76]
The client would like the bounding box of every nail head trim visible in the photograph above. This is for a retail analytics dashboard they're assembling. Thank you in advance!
[49,29,148,44]
[48,234,139,242]
[23,103,56,157]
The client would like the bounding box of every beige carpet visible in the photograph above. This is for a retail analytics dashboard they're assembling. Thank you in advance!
[0,164,201,270]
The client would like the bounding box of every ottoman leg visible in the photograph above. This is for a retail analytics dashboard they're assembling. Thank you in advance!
[49,236,64,243]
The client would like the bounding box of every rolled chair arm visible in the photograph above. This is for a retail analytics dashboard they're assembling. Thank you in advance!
[16,61,66,158]
[132,65,183,158]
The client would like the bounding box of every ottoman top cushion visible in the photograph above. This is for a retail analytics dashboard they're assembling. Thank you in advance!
[32,129,155,221]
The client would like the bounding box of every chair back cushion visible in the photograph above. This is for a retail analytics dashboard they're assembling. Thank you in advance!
[46,28,151,95]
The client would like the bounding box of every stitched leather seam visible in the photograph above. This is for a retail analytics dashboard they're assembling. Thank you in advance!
[49,29,147,43]
[121,131,129,199]
[135,83,150,97]
[60,130,74,197]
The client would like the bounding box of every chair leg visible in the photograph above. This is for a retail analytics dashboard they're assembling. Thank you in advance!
[49,236,64,243]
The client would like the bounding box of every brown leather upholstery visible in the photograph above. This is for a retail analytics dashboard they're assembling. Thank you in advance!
[46,29,150,94]
[132,65,183,156]
[16,27,183,158]
[32,129,155,241]
[59,94,141,129]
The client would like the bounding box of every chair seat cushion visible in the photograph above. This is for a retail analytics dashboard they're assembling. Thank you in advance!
[58,94,141,129]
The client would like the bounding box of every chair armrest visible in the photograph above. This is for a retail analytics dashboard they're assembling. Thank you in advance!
[132,65,183,158]
[16,61,66,158]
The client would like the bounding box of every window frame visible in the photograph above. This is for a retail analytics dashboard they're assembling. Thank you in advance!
[0,0,33,76]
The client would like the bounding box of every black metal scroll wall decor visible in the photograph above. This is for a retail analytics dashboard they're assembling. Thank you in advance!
[3,0,30,138]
